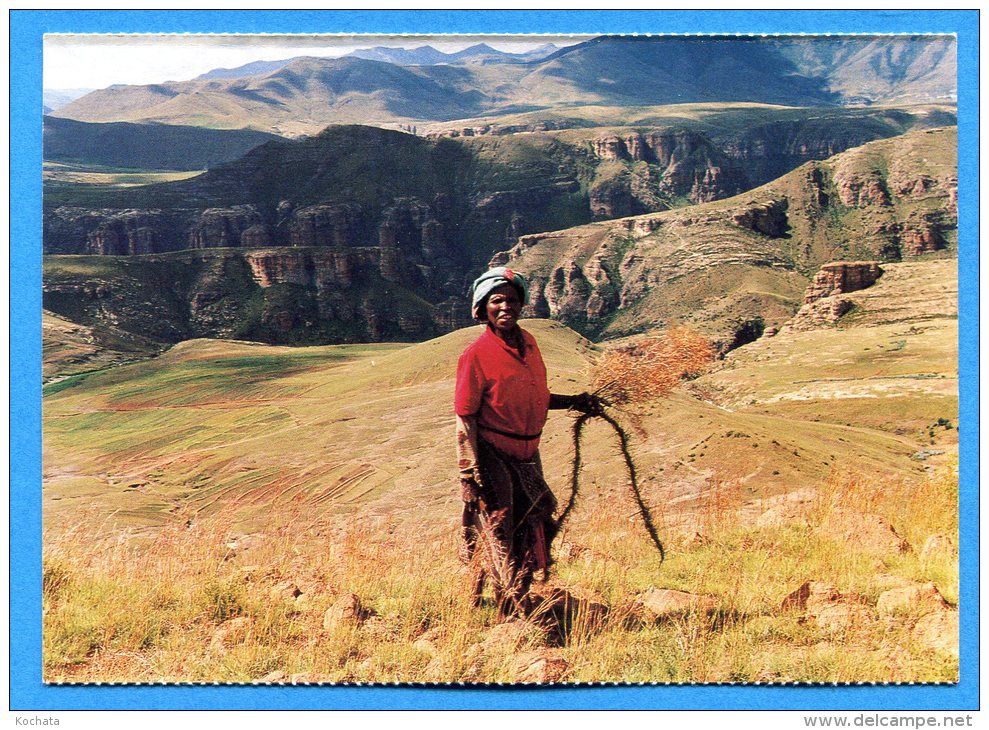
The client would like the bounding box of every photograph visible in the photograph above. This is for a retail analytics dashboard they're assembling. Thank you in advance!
[12,8,978,712]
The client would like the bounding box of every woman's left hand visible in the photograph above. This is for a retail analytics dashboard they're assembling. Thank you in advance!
[571,392,605,416]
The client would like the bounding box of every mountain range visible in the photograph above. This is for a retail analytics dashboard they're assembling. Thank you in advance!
[50,35,956,135]
[193,43,563,82]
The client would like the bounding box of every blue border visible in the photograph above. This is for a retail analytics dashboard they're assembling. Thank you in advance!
[11,9,979,711]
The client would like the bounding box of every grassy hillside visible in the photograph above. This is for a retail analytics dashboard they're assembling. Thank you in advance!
[43,116,279,171]
[42,310,166,383]
[43,256,958,682]
[420,102,955,138]
[43,248,459,347]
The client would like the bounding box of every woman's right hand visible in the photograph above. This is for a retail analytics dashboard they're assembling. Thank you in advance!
[460,474,482,505]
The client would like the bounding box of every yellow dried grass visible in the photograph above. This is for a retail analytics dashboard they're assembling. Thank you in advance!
[591,326,716,406]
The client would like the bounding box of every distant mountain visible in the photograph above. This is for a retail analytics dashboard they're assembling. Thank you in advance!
[346,45,458,65]
[190,43,562,83]
[52,36,955,135]
[54,56,495,136]
[196,58,296,80]
[773,35,957,104]
[43,116,280,171]
[43,87,94,111]
[346,42,560,66]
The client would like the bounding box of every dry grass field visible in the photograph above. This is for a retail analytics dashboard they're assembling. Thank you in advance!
[42,261,959,684]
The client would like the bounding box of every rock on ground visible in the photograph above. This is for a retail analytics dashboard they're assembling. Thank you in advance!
[819,509,911,554]
[459,619,551,682]
[482,618,550,652]
[781,581,874,632]
[631,587,717,624]
[323,592,367,630]
[209,616,252,653]
[877,582,950,618]
[287,673,335,684]
[512,649,569,683]
[530,585,609,633]
[912,610,959,658]
[920,533,956,562]
[269,579,302,601]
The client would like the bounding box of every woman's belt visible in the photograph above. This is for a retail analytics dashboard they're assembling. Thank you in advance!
[478,422,543,441]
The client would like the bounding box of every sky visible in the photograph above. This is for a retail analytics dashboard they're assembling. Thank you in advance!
[43,33,591,90]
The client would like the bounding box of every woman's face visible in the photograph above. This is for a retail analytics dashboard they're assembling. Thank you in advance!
[485,284,523,334]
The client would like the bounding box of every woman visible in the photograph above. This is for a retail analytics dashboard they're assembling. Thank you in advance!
[454,267,600,617]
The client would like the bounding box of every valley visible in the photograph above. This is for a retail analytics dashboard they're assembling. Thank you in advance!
[42,123,957,349]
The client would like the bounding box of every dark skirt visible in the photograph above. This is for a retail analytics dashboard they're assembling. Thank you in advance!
[460,439,559,616]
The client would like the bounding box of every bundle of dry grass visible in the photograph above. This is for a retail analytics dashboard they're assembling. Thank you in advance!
[562,328,714,560]
[591,326,716,407]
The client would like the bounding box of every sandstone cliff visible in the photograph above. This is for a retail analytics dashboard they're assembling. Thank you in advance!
[779,261,885,332]
[43,125,956,347]
[493,127,956,347]
[43,248,466,346]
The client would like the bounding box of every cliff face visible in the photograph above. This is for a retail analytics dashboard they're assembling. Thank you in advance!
[803,262,884,304]
[777,261,885,332]
[43,248,464,345]
[584,129,752,219]
[493,127,957,347]
[42,124,956,347]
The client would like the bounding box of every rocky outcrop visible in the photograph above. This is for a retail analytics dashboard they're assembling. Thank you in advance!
[591,135,627,161]
[731,199,789,238]
[286,204,364,248]
[894,212,951,256]
[468,181,582,246]
[378,198,444,256]
[590,175,638,219]
[785,297,855,330]
[44,248,460,345]
[86,210,167,255]
[543,263,593,324]
[835,169,891,207]
[589,129,750,206]
[718,118,934,189]
[803,262,884,304]
[590,130,725,168]
[783,262,884,332]
[188,205,266,249]
[427,120,572,139]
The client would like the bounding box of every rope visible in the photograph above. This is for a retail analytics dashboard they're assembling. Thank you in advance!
[558,409,665,562]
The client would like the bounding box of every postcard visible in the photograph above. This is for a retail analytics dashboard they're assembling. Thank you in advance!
[12,8,979,712]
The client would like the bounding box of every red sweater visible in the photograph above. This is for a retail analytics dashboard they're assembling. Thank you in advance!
[454,326,551,460]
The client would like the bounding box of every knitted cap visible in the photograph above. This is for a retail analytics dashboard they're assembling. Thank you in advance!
[470,267,529,317]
